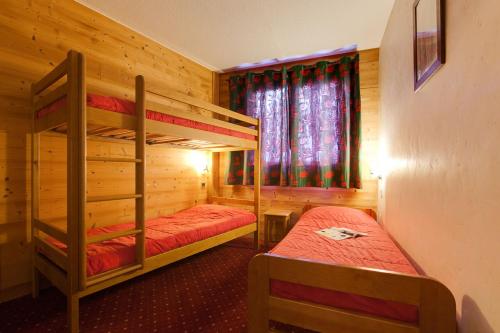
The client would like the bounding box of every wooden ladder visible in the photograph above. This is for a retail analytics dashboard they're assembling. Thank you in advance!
[83,75,146,287]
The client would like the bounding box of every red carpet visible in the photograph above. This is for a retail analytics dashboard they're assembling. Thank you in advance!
[0,243,258,332]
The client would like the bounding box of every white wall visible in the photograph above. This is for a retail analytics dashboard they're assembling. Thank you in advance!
[379,1,500,332]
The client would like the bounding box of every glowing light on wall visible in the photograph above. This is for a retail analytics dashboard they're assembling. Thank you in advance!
[374,138,409,179]
[186,151,209,175]
[371,157,408,179]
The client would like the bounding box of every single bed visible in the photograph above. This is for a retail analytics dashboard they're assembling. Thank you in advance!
[44,204,256,277]
[248,206,456,333]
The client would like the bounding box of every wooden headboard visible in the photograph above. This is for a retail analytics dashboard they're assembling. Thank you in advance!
[302,203,377,220]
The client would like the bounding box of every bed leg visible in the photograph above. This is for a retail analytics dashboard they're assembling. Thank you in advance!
[253,231,259,250]
[248,254,269,333]
[420,279,457,333]
[32,267,40,298]
[67,294,79,333]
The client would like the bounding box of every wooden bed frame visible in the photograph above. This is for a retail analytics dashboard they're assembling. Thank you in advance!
[248,206,457,333]
[31,50,261,332]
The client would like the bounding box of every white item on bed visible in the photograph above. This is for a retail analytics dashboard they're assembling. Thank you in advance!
[315,227,368,241]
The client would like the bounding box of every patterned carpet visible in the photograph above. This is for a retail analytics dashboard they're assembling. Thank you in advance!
[0,242,259,333]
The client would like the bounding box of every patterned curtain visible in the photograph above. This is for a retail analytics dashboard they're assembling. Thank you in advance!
[225,54,361,189]
[289,55,361,188]
[226,69,289,186]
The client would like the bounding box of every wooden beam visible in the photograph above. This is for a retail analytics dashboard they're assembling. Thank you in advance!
[208,152,220,198]
[32,58,68,95]
[86,156,141,163]
[254,119,261,248]
[146,89,258,125]
[78,223,256,297]
[146,100,257,136]
[303,203,377,220]
[87,229,142,244]
[77,52,87,292]
[67,47,80,296]
[248,252,270,333]
[135,75,146,268]
[67,295,80,333]
[87,106,136,130]
[35,106,67,133]
[34,236,68,271]
[66,49,84,332]
[209,196,255,206]
[34,219,68,244]
[87,194,142,203]
[86,264,142,287]
[33,82,68,111]
[206,146,256,152]
[146,119,257,150]
[34,254,67,295]
[268,297,419,333]
[419,279,457,333]
[266,255,421,305]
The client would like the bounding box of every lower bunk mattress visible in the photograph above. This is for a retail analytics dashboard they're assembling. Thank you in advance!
[269,206,420,324]
[47,204,256,276]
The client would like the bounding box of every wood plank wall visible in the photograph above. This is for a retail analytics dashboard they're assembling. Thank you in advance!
[216,49,380,239]
[0,0,213,301]
[39,134,208,227]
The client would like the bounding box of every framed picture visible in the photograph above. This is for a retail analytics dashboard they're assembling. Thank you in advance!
[413,0,445,90]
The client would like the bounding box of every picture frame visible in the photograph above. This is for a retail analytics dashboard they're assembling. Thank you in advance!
[413,0,445,90]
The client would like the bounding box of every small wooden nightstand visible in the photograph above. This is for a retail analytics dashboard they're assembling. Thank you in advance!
[264,209,293,250]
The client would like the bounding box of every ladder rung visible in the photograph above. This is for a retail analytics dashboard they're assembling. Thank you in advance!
[87,194,142,203]
[86,264,142,287]
[86,156,142,163]
[87,228,142,244]
[34,236,68,270]
[34,219,68,244]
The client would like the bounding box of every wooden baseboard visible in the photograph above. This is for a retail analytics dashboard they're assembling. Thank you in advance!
[0,283,31,303]
[0,276,53,303]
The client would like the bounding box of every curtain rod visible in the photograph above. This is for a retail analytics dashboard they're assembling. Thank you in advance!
[219,50,359,76]
[222,51,358,80]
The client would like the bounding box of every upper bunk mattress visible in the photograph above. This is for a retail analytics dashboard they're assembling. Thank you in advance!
[37,93,255,140]
[269,206,420,324]
[48,204,256,276]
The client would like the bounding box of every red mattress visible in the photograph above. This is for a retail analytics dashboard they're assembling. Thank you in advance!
[269,206,419,324]
[37,94,255,141]
[47,204,256,277]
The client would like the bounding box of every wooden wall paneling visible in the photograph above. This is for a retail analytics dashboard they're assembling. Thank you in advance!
[0,0,213,299]
[217,49,380,241]
[39,134,209,229]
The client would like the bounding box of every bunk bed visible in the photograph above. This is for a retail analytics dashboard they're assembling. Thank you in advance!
[31,50,261,332]
[248,205,457,333]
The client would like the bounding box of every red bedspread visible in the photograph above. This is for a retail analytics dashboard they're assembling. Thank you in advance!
[48,205,256,276]
[37,94,255,141]
[269,206,419,324]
